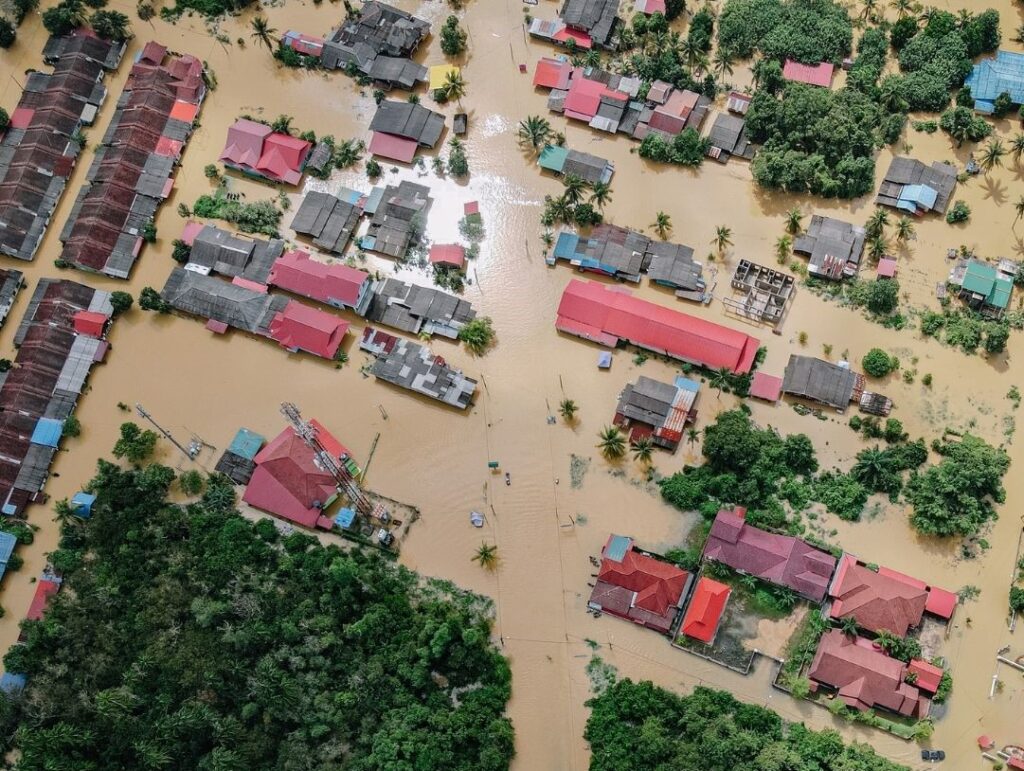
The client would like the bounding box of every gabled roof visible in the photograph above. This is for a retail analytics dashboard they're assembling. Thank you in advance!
[704,509,837,601]
[556,279,760,374]
[828,555,929,636]
[533,57,574,89]
[369,101,445,147]
[681,577,730,643]
[219,119,272,168]
[255,133,311,185]
[964,50,1024,112]
[72,310,107,337]
[268,249,369,308]
[429,243,466,269]
[783,59,834,87]
[908,659,943,693]
[26,578,61,622]
[368,131,419,163]
[781,355,860,410]
[560,0,619,45]
[268,300,348,359]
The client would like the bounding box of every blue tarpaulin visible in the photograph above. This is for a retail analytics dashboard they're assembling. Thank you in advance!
[335,507,356,529]
[0,530,16,576]
[71,492,97,518]
[674,376,702,393]
[0,673,26,695]
[29,418,63,448]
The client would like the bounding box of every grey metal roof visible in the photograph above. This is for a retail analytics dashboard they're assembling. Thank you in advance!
[792,215,865,280]
[781,355,857,410]
[560,0,620,46]
[326,2,429,59]
[876,157,957,213]
[369,101,445,147]
[646,241,702,291]
[563,149,613,185]
[0,269,23,329]
[707,113,755,160]
[364,181,431,258]
[161,268,287,335]
[368,335,477,409]
[365,278,475,337]
[365,56,427,89]
[189,225,257,277]
[291,191,361,254]
[616,376,676,425]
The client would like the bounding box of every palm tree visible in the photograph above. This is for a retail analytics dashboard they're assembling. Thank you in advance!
[597,426,626,460]
[838,615,859,638]
[1015,196,1024,226]
[652,211,672,239]
[784,207,803,235]
[775,235,791,264]
[895,216,915,242]
[583,49,601,68]
[589,181,612,210]
[517,115,552,151]
[860,0,878,21]
[559,398,578,422]
[251,16,276,51]
[631,436,654,465]
[955,8,973,29]
[549,195,573,224]
[472,543,499,571]
[444,69,467,106]
[868,234,888,261]
[709,366,731,398]
[685,428,699,449]
[1011,133,1024,164]
[562,174,587,206]
[865,208,889,240]
[980,138,1006,172]
[712,50,734,79]
[679,38,699,69]
[712,225,733,254]
[878,78,909,113]
[693,53,710,78]
[541,230,555,248]
[850,446,895,490]
[890,0,914,17]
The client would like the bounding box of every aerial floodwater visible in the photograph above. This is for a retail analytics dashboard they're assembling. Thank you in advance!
[1,0,1024,767]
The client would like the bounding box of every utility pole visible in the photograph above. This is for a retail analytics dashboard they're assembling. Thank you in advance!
[135,403,195,459]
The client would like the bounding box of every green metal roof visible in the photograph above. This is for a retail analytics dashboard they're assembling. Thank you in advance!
[990,276,1013,310]
[538,145,568,173]
[961,260,996,296]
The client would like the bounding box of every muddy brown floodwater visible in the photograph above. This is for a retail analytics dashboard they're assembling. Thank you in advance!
[2,0,1024,767]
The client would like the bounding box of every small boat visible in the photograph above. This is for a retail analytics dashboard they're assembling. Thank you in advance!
[505,472,511,486]
[470,511,484,528]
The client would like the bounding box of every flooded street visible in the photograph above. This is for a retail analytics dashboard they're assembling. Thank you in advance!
[2,0,1024,767]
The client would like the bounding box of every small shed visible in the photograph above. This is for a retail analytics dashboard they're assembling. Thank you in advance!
[335,507,356,529]
[876,257,897,278]
[748,372,783,403]
[463,200,481,222]
[229,428,265,460]
[453,113,467,135]
[72,310,108,338]
[70,492,97,518]
[30,418,63,448]
[428,64,460,91]
[598,351,613,368]
[429,244,466,270]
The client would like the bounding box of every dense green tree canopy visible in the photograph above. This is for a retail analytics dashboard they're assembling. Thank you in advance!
[717,0,852,63]
[585,679,908,771]
[0,460,514,770]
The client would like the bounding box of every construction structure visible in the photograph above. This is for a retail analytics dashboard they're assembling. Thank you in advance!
[725,260,794,325]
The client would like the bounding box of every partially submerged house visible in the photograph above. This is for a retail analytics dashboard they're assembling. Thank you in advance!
[559,0,620,49]
[588,534,690,634]
[184,223,285,283]
[59,45,204,279]
[537,145,614,185]
[963,50,1024,114]
[646,241,705,299]
[360,181,431,258]
[0,279,115,516]
[360,327,477,409]
[638,88,711,140]
[793,215,866,280]
[429,244,466,271]
[320,2,429,89]
[268,300,349,360]
[0,269,24,328]
[268,249,372,315]
[161,267,288,336]
[291,188,364,254]
[726,260,794,325]
[703,508,838,602]
[782,59,835,88]
[368,101,444,163]
[214,427,266,485]
[875,157,957,215]
[808,630,931,718]
[680,577,730,644]
[556,279,761,374]
[0,34,124,262]
[948,258,1014,318]
[781,355,864,412]
[827,554,957,636]
[706,112,755,162]
[219,119,312,185]
[281,30,325,59]
[612,375,699,451]
[364,278,475,338]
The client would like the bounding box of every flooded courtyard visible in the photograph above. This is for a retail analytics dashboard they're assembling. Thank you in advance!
[2,0,1024,766]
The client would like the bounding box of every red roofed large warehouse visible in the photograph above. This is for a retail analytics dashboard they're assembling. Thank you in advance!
[556,279,761,374]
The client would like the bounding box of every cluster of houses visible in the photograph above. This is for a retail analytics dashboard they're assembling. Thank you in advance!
[528,0,622,51]
[0,279,116,517]
[591,507,957,724]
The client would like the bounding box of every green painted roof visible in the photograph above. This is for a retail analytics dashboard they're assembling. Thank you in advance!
[538,145,569,173]
[961,260,996,296]
[990,276,1013,310]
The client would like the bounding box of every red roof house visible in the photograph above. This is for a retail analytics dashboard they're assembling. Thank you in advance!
[429,243,466,270]
[782,59,835,88]
[72,310,108,338]
[809,630,930,718]
[368,131,419,164]
[219,118,271,169]
[563,77,626,121]
[268,301,349,359]
[139,41,167,65]
[556,279,761,374]
[242,426,339,529]
[25,578,61,622]
[680,577,730,643]
[268,249,370,310]
[552,27,593,49]
[533,57,574,90]
[828,555,955,636]
[256,133,311,186]
[703,509,837,601]
[748,372,783,402]
[907,659,943,693]
[588,534,689,634]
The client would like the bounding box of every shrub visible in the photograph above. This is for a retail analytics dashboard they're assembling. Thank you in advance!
[946,201,970,224]
[63,415,82,438]
[440,15,467,56]
[865,278,899,315]
[109,291,133,316]
[862,348,897,377]
[0,18,16,49]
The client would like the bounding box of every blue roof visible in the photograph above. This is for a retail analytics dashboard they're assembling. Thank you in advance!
[0,531,16,571]
[29,418,63,448]
[964,50,1024,110]
[71,492,97,517]
[674,376,702,393]
[363,187,386,215]
[538,145,569,173]
[335,507,356,529]
[605,534,632,562]
[897,184,937,210]
[336,186,364,205]
[0,673,26,695]
[228,428,265,460]
[553,232,580,260]
[597,351,613,368]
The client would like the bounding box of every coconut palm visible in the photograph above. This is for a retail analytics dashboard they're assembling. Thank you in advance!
[549,195,573,223]
[1014,196,1024,226]
[839,615,859,637]
[895,216,915,242]
[784,207,803,235]
[955,8,973,28]
[597,426,626,460]
[589,181,613,210]
[775,235,791,264]
[472,542,499,571]
[865,208,889,240]
[868,234,888,261]
[444,69,467,106]
[270,114,293,135]
[860,0,878,20]
[541,229,555,248]
[878,78,909,113]
[890,0,915,17]
[562,174,587,206]
[559,398,578,422]
[712,50,734,79]
[692,53,710,78]
[1011,133,1024,164]
[517,115,552,151]
[712,225,733,254]
[631,436,654,465]
[980,138,1006,172]
[680,37,699,69]
[709,366,731,398]
[653,211,672,239]
[583,49,601,68]
[251,16,276,51]
[686,428,699,448]
[851,446,895,490]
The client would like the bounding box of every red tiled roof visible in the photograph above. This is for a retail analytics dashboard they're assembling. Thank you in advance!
[268,300,348,359]
[681,577,730,643]
[925,586,957,619]
[429,243,466,269]
[242,427,338,529]
[72,310,107,338]
[829,555,927,636]
[809,630,929,717]
[557,279,761,374]
[169,100,199,123]
[704,509,836,601]
[219,119,272,169]
[908,659,943,693]
[588,535,688,633]
[782,59,834,88]
[139,41,167,65]
[268,249,369,308]
[256,133,311,186]
[25,578,60,622]
[533,57,573,89]
[368,131,419,163]
[749,372,783,402]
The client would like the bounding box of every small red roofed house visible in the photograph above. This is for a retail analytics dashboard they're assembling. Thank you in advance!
[72,310,108,338]
[269,301,348,360]
[429,244,466,270]
[588,534,689,634]
[533,57,574,90]
[220,119,311,185]
[681,577,730,644]
[25,578,61,623]
[782,59,835,88]
[268,249,370,311]
[242,425,340,529]
[907,659,943,694]
[809,630,930,718]
[220,119,272,169]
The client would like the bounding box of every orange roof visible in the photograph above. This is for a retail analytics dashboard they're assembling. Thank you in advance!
[169,100,199,123]
[681,577,730,643]
[908,659,943,693]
